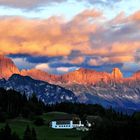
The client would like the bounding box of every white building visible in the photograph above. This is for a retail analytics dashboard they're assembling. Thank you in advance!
[50,115,84,129]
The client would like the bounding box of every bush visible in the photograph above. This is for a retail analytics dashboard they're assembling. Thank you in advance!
[0,112,6,122]
[34,117,44,126]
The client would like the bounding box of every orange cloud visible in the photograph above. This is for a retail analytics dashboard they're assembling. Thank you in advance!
[35,63,50,71]
[71,57,84,64]
[110,10,140,25]
[0,9,139,66]
[0,10,101,57]
[88,55,134,66]
[0,16,68,56]
[130,10,140,21]
[72,9,103,23]
[110,56,134,63]
[111,42,140,55]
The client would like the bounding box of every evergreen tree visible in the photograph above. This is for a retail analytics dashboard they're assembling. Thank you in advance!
[34,117,44,126]
[23,125,32,140]
[22,93,28,104]
[4,123,12,140]
[31,93,38,104]
[32,128,37,140]
[11,132,20,140]
[0,124,20,140]
[0,128,5,139]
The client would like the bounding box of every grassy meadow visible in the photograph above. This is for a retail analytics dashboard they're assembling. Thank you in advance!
[0,112,85,140]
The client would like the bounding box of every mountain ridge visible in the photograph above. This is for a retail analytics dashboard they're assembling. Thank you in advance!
[0,55,20,79]
[0,55,139,85]
[0,73,77,104]
[1,55,140,111]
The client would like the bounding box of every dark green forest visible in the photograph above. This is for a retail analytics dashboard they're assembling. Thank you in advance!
[0,88,140,140]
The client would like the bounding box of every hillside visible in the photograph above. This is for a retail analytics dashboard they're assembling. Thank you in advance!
[0,112,84,140]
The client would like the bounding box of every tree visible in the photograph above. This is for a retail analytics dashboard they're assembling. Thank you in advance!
[11,132,20,140]
[4,123,12,140]
[23,125,32,140]
[0,128,5,139]
[23,125,38,140]
[30,94,38,104]
[0,124,20,140]
[34,117,44,126]
[31,128,37,140]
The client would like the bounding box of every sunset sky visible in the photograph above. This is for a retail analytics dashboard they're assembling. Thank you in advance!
[0,0,140,76]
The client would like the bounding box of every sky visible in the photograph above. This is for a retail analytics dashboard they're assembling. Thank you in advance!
[0,0,140,77]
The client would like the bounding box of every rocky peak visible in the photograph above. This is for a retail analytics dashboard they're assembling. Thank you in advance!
[132,70,140,80]
[111,68,123,80]
[0,55,20,79]
[0,55,5,59]
[21,68,59,83]
[76,68,97,73]
[59,68,111,85]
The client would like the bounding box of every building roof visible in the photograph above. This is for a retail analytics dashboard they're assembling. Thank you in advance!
[51,114,80,121]
[86,116,102,123]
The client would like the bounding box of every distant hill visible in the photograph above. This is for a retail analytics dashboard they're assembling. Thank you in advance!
[0,74,77,104]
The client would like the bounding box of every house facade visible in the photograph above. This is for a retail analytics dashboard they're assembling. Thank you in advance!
[51,120,73,129]
[50,114,84,129]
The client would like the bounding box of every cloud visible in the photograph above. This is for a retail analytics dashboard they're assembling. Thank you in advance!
[56,66,79,73]
[35,63,51,72]
[85,0,122,5]
[45,44,72,56]
[0,9,140,75]
[0,16,69,56]
[70,57,85,64]
[122,62,140,73]
[35,63,79,74]
[11,57,36,69]
[0,0,66,9]
[88,57,109,66]
[0,0,123,9]
[0,9,102,57]
[130,10,140,21]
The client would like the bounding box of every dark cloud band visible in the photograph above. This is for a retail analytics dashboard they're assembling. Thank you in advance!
[0,0,122,9]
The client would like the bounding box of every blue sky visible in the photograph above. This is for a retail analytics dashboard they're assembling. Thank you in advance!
[0,0,139,20]
[0,0,140,77]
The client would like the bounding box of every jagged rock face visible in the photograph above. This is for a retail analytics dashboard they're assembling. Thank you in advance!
[59,68,112,85]
[0,55,20,79]
[20,68,124,85]
[0,55,125,85]
[21,69,58,83]
[21,68,112,85]
[0,55,140,111]
[111,68,123,80]
[132,71,140,80]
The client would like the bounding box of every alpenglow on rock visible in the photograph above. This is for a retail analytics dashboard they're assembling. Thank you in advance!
[111,67,123,80]
[0,55,20,79]
[0,55,124,84]
[0,55,140,112]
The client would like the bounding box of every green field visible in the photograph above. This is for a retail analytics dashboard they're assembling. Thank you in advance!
[0,112,85,140]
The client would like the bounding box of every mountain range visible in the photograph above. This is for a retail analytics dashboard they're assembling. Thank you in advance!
[0,74,77,104]
[0,55,140,112]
